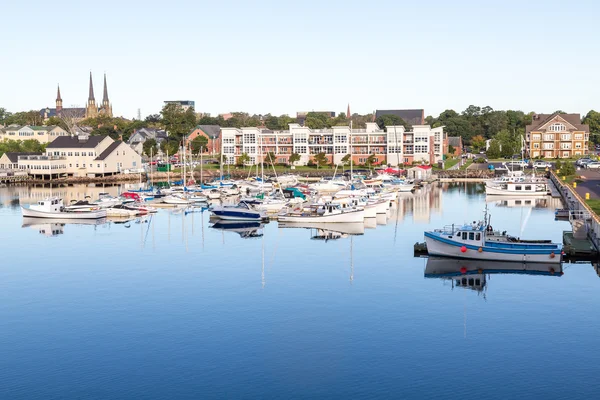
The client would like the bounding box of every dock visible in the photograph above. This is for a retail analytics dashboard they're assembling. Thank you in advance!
[549,179,562,198]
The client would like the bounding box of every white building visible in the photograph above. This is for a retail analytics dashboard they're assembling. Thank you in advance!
[0,125,69,144]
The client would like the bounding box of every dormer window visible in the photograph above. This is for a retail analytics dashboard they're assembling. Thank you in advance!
[549,123,566,132]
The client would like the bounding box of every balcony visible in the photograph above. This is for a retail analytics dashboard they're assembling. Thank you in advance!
[19,155,66,161]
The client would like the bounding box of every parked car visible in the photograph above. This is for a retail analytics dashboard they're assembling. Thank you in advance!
[586,162,600,169]
[506,160,528,168]
[532,160,552,169]
[576,158,593,167]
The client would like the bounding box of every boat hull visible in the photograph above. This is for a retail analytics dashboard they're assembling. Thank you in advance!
[21,206,107,219]
[485,185,549,196]
[278,209,365,223]
[424,233,561,263]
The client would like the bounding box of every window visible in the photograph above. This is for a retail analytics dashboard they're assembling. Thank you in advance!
[549,123,566,132]
[563,152,569,158]
[560,134,571,141]
[76,164,79,167]
[533,143,540,149]
[532,134,541,140]
[97,164,100,168]
[525,185,531,190]
[575,143,582,149]
[543,143,554,149]
[469,232,474,240]
[574,134,583,140]
[515,185,522,190]
[543,134,554,141]
[476,233,481,240]
[83,164,85,168]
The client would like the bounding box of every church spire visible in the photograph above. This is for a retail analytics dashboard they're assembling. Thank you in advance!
[88,71,95,101]
[347,103,350,119]
[102,73,109,105]
[56,84,63,111]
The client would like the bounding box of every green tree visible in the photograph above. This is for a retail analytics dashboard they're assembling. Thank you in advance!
[289,152,301,165]
[486,139,502,159]
[265,151,276,166]
[160,139,180,156]
[495,129,522,157]
[583,110,600,144]
[145,114,162,123]
[21,139,45,153]
[44,116,68,130]
[304,113,329,129]
[237,152,251,167]
[448,145,455,156]
[191,136,209,154]
[0,107,10,125]
[365,154,377,167]
[376,114,411,130]
[313,152,328,168]
[143,139,158,157]
[471,135,486,152]
[341,153,353,166]
[160,103,197,139]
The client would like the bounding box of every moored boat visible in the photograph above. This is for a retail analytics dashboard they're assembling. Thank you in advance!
[278,203,364,223]
[21,197,107,219]
[210,201,267,221]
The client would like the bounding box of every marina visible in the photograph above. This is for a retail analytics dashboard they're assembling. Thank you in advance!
[3,178,600,399]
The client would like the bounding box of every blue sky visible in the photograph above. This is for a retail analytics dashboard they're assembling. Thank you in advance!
[2,0,599,119]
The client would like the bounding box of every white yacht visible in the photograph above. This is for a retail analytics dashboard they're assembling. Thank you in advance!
[278,203,364,223]
[21,197,107,219]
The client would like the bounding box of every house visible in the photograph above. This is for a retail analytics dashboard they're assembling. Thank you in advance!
[128,128,167,155]
[0,125,69,144]
[185,125,221,155]
[164,100,195,111]
[448,137,463,156]
[0,152,43,169]
[407,165,433,180]
[375,109,425,126]
[18,134,141,178]
[525,113,589,158]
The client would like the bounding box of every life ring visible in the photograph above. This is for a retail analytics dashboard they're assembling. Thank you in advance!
[478,247,483,253]
[550,252,555,259]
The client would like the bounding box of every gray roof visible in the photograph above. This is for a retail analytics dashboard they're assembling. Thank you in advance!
[4,152,43,163]
[95,141,121,160]
[448,136,462,147]
[194,125,221,139]
[526,113,589,133]
[375,109,424,126]
[46,135,106,149]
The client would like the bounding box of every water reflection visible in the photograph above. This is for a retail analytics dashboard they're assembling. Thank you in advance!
[424,256,563,293]
[486,194,563,209]
[210,220,264,238]
[278,221,365,240]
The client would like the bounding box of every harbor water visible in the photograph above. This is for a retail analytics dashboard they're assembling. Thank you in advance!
[2,183,600,399]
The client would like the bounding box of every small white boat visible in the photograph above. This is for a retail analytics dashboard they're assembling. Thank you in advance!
[162,194,193,205]
[207,189,222,200]
[93,193,123,208]
[21,197,107,219]
[106,206,139,217]
[254,198,288,213]
[485,180,550,196]
[190,194,208,202]
[124,203,158,214]
[278,203,365,223]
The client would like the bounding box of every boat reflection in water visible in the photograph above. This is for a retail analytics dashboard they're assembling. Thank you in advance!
[210,220,264,238]
[21,217,107,237]
[424,256,563,292]
[485,194,562,209]
[278,221,364,241]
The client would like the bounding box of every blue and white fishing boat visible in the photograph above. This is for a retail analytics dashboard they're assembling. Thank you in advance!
[424,208,562,263]
[210,201,267,221]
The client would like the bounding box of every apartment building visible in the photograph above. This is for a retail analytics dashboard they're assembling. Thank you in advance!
[17,134,141,179]
[0,125,69,144]
[221,123,446,166]
[525,113,589,158]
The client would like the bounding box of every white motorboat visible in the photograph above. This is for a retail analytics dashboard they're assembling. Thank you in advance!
[190,194,208,202]
[106,206,139,217]
[162,194,193,205]
[210,201,267,221]
[207,189,222,200]
[485,180,550,196]
[254,198,288,213]
[424,208,562,263]
[123,203,158,213]
[93,193,123,208]
[222,184,241,196]
[21,197,107,219]
[309,179,348,193]
[278,203,365,223]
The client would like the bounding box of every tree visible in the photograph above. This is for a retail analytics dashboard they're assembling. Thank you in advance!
[191,136,209,154]
[313,152,328,168]
[583,110,600,144]
[145,114,162,123]
[0,107,10,125]
[448,145,456,156]
[471,135,486,152]
[143,139,158,157]
[57,108,83,135]
[495,129,521,157]
[289,152,301,165]
[365,154,377,167]
[160,103,197,139]
[160,138,179,156]
[341,153,353,166]
[44,116,68,130]
[376,114,411,130]
[486,139,502,159]
[304,113,329,129]
[265,151,276,166]
[237,152,251,167]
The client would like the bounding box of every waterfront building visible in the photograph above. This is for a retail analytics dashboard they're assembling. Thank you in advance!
[375,109,425,126]
[0,125,69,144]
[40,73,113,121]
[0,152,42,170]
[221,123,446,166]
[128,128,168,155]
[17,134,141,178]
[185,125,221,155]
[525,113,589,158]
[164,100,195,111]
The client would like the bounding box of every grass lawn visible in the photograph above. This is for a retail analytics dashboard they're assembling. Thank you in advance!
[444,158,459,169]
[585,199,600,215]
[459,160,473,170]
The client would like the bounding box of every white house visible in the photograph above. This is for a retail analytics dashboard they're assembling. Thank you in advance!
[0,125,69,144]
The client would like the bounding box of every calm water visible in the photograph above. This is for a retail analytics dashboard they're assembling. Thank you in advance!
[1,183,600,399]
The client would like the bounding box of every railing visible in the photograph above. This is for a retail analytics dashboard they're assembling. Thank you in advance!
[18,156,66,161]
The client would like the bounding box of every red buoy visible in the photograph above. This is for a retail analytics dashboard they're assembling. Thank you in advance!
[460,267,467,274]
[460,246,467,253]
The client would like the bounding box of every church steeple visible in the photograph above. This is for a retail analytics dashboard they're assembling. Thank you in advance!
[85,72,98,118]
[56,84,63,111]
[102,73,109,106]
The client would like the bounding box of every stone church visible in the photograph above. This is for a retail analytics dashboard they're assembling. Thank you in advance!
[41,72,113,121]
